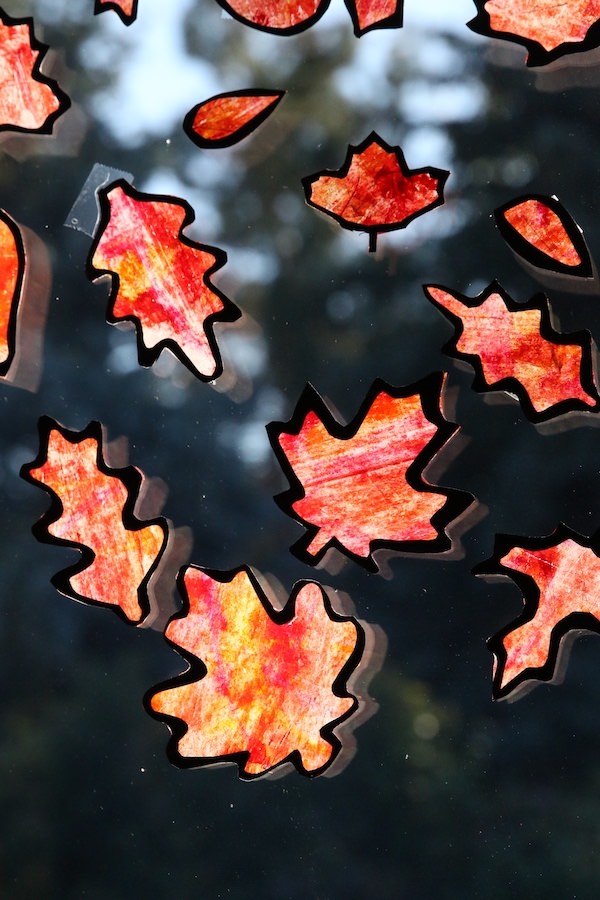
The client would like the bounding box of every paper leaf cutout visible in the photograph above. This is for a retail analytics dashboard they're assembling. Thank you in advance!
[21,417,168,625]
[469,0,600,66]
[495,195,593,278]
[0,209,25,377]
[88,180,240,382]
[215,0,402,36]
[302,132,448,252]
[424,281,599,421]
[267,374,472,572]
[480,527,600,699]
[0,11,70,135]
[147,565,365,778]
[183,89,285,149]
[345,0,404,36]
[94,0,138,24]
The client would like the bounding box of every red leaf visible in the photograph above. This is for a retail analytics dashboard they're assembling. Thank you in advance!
[424,281,599,421]
[349,0,403,34]
[267,374,472,572]
[88,180,241,382]
[21,418,169,625]
[495,195,593,278]
[147,565,368,778]
[0,209,25,378]
[214,0,402,36]
[94,0,138,24]
[183,89,285,149]
[469,0,600,65]
[302,132,448,252]
[481,528,600,698]
[0,11,70,134]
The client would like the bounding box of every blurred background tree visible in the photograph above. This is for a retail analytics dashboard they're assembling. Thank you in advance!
[2,1,600,897]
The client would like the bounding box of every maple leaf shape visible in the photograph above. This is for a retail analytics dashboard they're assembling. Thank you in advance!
[0,11,70,135]
[183,89,285,149]
[88,179,241,382]
[0,209,25,378]
[468,0,600,66]
[424,281,599,422]
[94,0,138,25]
[302,132,448,252]
[147,565,366,778]
[478,527,600,699]
[495,195,593,279]
[267,374,472,572]
[21,417,169,625]
[214,0,402,36]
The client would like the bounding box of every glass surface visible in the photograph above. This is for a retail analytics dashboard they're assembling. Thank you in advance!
[3,0,600,897]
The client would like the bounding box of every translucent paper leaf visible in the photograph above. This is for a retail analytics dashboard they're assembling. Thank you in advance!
[424,281,599,421]
[0,11,70,134]
[88,180,240,382]
[147,565,367,778]
[183,89,285,149]
[267,374,472,572]
[215,0,402,36]
[21,418,169,625]
[0,209,25,377]
[94,0,138,24]
[302,132,448,251]
[469,0,600,66]
[495,195,593,278]
[480,528,600,698]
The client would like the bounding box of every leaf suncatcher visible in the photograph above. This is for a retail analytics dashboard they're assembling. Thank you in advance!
[495,195,593,279]
[22,417,169,625]
[88,179,241,382]
[94,1,138,24]
[477,527,600,699]
[302,132,448,252]
[469,0,600,66]
[183,89,285,149]
[267,373,473,572]
[215,0,403,37]
[0,10,70,135]
[147,564,369,778]
[424,281,599,422]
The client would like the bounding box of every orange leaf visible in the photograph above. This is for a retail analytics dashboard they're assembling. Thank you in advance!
[480,528,600,698]
[183,89,285,149]
[0,209,25,377]
[424,281,598,421]
[215,0,402,35]
[94,0,138,24]
[302,132,448,252]
[147,565,367,778]
[469,0,600,65]
[22,418,169,625]
[495,195,593,278]
[88,180,240,382]
[0,10,70,134]
[267,374,472,571]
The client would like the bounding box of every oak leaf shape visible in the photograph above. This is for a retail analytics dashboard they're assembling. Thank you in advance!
[94,0,138,24]
[215,0,402,36]
[21,417,169,625]
[424,281,599,421]
[267,374,472,572]
[183,89,285,149]
[88,179,240,382]
[147,565,365,778]
[478,527,600,699]
[0,10,70,134]
[468,0,600,66]
[302,132,448,252]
